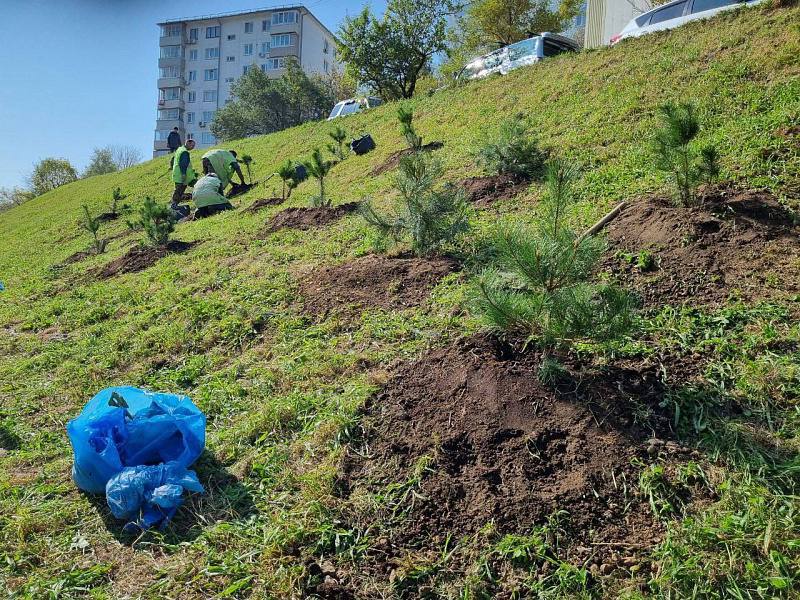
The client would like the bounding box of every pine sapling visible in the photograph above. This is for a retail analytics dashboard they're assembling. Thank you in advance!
[80,205,107,254]
[304,148,333,208]
[698,145,721,185]
[130,197,176,247]
[360,152,470,257]
[110,187,126,217]
[476,115,547,180]
[472,158,633,379]
[398,105,423,151]
[240,155,254,184]
[327,126,348,161]
[277,160,298,200]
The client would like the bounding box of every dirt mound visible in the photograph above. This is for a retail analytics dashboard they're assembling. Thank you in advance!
[244,197,284,213]
[97,240,196,279]
[460,174,530,206]
[371,142,445,176]
[61,249,94,265]
[604,187,800,306]
[338,335,685,583]
[263,202,360,234]
[299,254,458,317]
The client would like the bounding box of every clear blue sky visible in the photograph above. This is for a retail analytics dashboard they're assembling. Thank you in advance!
[0,0,386,188]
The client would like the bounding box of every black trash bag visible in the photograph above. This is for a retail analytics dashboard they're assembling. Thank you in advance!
[350,134,376,156]
[226,182,253,199]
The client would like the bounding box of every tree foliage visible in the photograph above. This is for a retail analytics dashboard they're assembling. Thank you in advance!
[304,148,334,208]
[79,205,107,254]
[83,147,118,178]
[360,152,470,256]
[29,158,78,196]
[327,126,349,160]
[111,145,143,170]
[211,59,335,141]
[128,197,175,247]
[338,0,460,99]
[398,105,423,150]
[472,159,633,375]
[0,187,35,208]
[476,115,547,179]
[277,160,299,200]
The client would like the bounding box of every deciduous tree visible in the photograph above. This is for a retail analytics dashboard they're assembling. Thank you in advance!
[29,158,78,196]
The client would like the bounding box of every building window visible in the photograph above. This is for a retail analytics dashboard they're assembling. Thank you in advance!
[206,26,221,38]
[260,42,270,55]
[226,56,235,62]
[186,112,195,124]
[203,90,218,102]
[272,11,297,25]
[189,49,198,60]
[324,60,329,74]
[205,47,220,59]
[204,69,218,81]
[161,24,181,38]
[201,132,216,144]
[187,91,197,102]
[186,133,194,140]
[160,87,182,101]
[188,70,197,81]
[262,19,270,32]
[160,45,181,59]
[202,111,216,122]
[189,28,199,41]
[227,34,236,40]
[225,77,234,83]
[323,39,329,54]
[244,21,253,33]
[271,34,292,48]
[243,65,251,75]
[157,108,180,120]
[262,57,286,71]
[159,65,180,78]
[155,129,172,141]
[243,43,253,56]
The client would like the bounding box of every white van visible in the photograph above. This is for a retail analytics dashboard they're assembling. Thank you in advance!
[327,97,383,121]
[612,0,764,44]
[459,33,580,81]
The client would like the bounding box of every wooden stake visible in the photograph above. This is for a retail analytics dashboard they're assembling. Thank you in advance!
[578,201,627,242]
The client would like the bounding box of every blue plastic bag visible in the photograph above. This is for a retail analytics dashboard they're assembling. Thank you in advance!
[106,462,205,530]
[67,386,206,494]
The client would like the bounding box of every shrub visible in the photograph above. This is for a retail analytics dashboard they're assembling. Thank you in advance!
[79,205,107,254]
[110,188,126,217]
[304,148,334,207]
[360,152,470,257]
[654,102,720,205]
[398,105,423,151]
[129,197,175,247]
[476,115,547,180]
[240,155,255,184]
[327,126,348,160]
[277,160,298,200]
[471,159,633,375]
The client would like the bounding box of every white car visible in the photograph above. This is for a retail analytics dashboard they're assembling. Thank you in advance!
[327,97,383,121]
[612,0,764,44]
[459,33,580,81]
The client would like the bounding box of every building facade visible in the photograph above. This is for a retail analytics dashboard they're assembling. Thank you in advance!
[584,0,654,48]
[154,5,338,157]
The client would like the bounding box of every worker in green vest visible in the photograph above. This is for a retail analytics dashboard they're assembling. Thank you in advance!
[171,139,197,210]
[201,149,246,192]
[192,173,234,218]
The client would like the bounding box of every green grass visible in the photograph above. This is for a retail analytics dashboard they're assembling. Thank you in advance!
[1,5,799,598]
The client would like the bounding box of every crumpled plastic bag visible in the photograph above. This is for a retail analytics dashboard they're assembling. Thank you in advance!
[106,462,205,530]
[67,386,206,528]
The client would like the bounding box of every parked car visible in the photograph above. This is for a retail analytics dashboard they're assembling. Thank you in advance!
[459,33,580,81]
[327,97,383,121]
[611,0,764,44]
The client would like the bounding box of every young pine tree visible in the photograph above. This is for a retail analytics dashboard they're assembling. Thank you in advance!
[654,102,720,206]
[398,105,423,151]
[129,197,175,247]
[240,155,255,184]
[304,148,333,207]
[472,159,633,380]
[360,153,470,257]
[277,160,298,200]
[327,126,348,161]
[80,205,107,254]
[110,187,126,217]
[477,115,547,180]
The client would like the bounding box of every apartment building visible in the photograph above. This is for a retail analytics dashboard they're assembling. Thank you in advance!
[154,5,338,157]
[584,0,654,48]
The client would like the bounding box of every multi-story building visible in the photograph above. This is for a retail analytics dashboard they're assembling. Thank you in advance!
[154,5,338,157]
[584,0,654,48]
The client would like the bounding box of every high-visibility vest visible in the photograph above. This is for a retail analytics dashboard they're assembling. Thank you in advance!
[202,149,236,187]
[172,146,197,185]
[192,175,227,208]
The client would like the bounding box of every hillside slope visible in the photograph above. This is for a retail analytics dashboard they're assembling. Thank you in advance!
[1,5,799,599]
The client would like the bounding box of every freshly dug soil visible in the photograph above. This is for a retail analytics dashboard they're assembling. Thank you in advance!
[244,197,284,213]
[97,212,120,222]
[459,174,530,206]
[604,187,800,306]
[262,202,360,234]
[299,254,459,316]
[371,142,445,176]
[61,249,95,265]
[337,335,694,591]
[97,240,196,279]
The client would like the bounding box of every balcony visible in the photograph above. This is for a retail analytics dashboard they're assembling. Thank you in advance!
[158,98,185,110]
[269,21,301,35]
[156,119,183,131]
[158,56,185,70]
[160,34,185,47]
[158,76,186,89]
[269,45,300,59]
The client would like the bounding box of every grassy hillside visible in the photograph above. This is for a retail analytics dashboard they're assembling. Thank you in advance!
[1,4,798,599]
